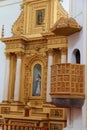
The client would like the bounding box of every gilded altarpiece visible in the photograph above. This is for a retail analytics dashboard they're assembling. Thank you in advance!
[0,0,77,130]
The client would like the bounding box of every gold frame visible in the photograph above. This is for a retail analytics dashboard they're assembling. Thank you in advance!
[36,9,45,26]
[31,61,44,98]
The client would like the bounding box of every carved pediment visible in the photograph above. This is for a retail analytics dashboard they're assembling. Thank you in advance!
[51,17,82,36]
[12,11,24,35]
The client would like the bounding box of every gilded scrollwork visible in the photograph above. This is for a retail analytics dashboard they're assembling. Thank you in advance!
[6,43,25,50]
[12,11,24,35]
[0,0,71,127]
[50,109,63,118]
[25,41,48,57]
[57,2,68,20]
[1,107,10,114]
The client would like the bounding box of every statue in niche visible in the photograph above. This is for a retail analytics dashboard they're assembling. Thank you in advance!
[32,64,41,96]
[36,9,45,25]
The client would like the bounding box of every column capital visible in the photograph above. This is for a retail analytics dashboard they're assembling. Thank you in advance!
[60,47,67,55]
[3,53,10,101]
[5,53,11,59]
[60,47,67,63]
[48,49,54,56]
[15,52,24,59]
[14,53,22,101]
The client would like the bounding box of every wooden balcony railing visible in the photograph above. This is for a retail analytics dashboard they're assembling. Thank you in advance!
[50,63,85,108]
[0,123,48,130]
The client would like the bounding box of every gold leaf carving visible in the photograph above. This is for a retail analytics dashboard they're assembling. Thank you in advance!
[57,2,68,20]
[24,54,47,102]
[51,17,81,36]
[1,107,10,114]
[50,109,63,118]
[12,11,24,35]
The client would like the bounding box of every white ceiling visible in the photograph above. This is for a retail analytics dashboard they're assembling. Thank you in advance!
[0,0,6,1]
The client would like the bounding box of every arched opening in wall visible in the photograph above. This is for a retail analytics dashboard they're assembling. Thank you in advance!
[72,49,80,64]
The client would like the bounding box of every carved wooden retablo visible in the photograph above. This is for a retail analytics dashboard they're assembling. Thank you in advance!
[0,0,82,130]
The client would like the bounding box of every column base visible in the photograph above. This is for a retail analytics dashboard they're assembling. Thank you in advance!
[11,100,23,105]
[2,100,10,104]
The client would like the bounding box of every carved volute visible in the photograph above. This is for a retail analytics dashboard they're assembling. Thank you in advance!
[12,11,24,36]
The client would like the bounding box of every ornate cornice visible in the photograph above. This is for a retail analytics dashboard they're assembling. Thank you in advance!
[47,36,67,49]
[0,36,27,44]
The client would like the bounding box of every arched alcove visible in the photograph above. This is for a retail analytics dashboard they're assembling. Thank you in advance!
[72,49,80,64]
[32,64,42,96]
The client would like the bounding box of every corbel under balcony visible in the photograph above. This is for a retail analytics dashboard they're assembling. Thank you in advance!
[50,17,82,36]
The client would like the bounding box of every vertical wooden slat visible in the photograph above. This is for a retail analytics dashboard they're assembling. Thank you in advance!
[2,124,4,130]
[10,125,12,130]
[0,123,48,130]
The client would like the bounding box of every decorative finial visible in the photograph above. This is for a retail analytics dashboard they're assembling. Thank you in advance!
[1,25,4,38]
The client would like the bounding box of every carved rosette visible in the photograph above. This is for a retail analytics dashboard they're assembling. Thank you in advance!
[12,11,24,35]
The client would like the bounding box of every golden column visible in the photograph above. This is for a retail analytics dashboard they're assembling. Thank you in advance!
[3,53,10,102]
[61,48,67,63]
[14,52,22,102]
[8,53,16,101]
[46,49,53,102]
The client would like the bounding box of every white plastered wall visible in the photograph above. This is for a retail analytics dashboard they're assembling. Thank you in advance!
[0,0,21,102]
[67,0,87,130]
